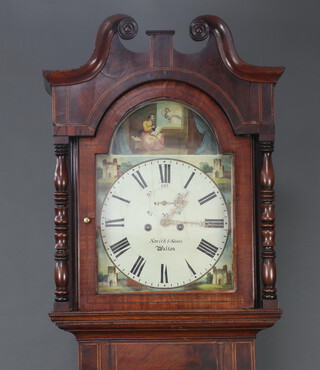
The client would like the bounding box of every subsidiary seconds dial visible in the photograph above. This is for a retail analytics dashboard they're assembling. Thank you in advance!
[100,159,229,288]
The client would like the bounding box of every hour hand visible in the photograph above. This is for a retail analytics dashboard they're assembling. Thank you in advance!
[168,192,189,217]
[173,191,189,208]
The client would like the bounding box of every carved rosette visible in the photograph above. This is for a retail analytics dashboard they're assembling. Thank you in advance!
[259,142,277,300]
[118,17,138,40]
[189,19,210,41]
[54,144,69,302]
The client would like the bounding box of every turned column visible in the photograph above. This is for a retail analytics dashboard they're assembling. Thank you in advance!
[53,143,69,302]
[259,141,277,300]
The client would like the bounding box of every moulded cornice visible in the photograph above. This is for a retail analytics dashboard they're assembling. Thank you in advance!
[43,14,284,93]
[42,14,138,92]
[190,15,285,83]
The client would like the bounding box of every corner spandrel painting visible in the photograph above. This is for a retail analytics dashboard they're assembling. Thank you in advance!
[96,101,233,293]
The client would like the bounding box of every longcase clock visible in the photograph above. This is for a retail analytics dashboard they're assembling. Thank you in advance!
[43,14,284,370]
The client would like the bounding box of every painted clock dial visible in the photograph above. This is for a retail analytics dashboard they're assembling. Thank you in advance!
[100,158,229,288]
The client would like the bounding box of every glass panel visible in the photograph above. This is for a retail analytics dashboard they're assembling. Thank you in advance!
[96,101,233,293]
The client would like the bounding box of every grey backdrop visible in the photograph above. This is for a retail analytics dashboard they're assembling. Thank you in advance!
[1,1,319,369]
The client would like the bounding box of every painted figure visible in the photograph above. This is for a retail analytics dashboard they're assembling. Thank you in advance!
[161,107,181,125]
[140,114,165,151]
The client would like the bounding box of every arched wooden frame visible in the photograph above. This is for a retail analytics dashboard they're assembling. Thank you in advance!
[77,81,254,311]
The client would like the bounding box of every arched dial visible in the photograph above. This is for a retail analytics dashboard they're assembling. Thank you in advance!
[100,159,229,288]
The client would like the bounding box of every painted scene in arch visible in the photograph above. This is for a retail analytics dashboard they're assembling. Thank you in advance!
[110,100,219,156]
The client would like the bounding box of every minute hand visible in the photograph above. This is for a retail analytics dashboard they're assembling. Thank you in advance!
[160,218,204,227]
